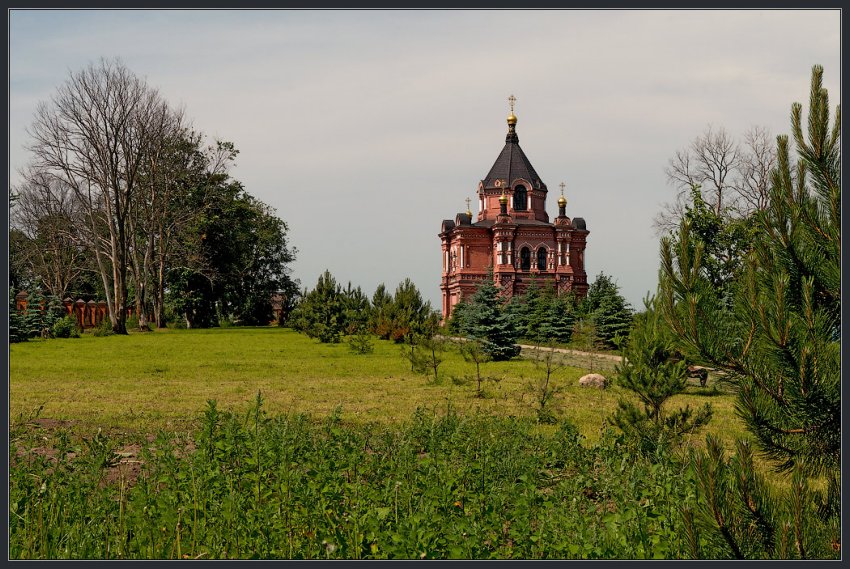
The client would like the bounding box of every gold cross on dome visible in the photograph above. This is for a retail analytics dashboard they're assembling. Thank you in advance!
[508,94,516,113]
[559,181,566,196]
[465,197,471,210]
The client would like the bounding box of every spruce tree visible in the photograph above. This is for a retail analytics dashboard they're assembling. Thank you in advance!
[9,290,28,343]
[446,298,471,336]
[539,293,576,344]
[461,271,519,361]
[583,272,633,348]
[660,65,840,555]
[508,276,547,341]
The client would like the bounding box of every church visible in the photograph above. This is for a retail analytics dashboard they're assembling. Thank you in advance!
[439,97,589,321]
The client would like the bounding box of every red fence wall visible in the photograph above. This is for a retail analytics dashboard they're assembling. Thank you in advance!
[14,291,151,329]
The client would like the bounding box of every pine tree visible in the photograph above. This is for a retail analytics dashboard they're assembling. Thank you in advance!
[459,339,493,397]
[612,296,712,455]
[660,65,840,556]
[683,435,838,559]
[571,317,601,372]
[341,282,370,335]
[370,283,394,339]
[388,278,436,343]
[292,270,346,343]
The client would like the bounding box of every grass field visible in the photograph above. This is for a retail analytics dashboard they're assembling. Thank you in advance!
[13,327,825,560]
[9,326,746,448]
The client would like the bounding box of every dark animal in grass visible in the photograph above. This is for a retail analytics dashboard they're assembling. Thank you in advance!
[687,365,708,387]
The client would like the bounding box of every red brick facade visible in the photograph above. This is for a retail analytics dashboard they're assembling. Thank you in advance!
[438,110,589,320]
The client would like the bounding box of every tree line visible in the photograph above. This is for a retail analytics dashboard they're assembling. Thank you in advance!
[288,271,440,346]
[10,58,297,335]
[290,266,634,362]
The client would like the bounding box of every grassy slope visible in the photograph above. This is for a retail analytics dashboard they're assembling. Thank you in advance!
[9,327,745,448]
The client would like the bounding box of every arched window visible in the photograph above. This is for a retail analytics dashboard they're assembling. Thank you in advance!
[513,185,527,211]
[520,247,531,271]
[537,247,547,270]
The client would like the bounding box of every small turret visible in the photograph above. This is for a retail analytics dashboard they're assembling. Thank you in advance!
[558,182,567,217]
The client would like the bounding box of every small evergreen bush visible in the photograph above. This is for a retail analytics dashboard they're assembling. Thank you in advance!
[51,316,80,339]
[348,325,374,354]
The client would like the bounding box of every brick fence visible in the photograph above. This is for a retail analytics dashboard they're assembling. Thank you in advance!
[14,291,150,329]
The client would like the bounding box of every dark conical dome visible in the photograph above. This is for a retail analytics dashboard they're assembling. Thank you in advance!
[481,115,547,191]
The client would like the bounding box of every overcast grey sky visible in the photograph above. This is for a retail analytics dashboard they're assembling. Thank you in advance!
[9,9,841,309]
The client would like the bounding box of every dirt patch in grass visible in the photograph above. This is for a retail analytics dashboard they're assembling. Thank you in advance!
[12,420,195,491]
[102,444,145,488]
[30,417,78,430]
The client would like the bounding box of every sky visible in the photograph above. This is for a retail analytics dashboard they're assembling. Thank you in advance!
[8,9,841,309]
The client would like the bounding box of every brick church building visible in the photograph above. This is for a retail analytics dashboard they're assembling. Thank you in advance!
[439,98,589,321]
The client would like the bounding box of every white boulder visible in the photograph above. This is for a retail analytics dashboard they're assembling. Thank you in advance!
[578,373,608,389]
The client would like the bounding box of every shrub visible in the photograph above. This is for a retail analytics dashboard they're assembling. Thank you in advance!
[92,317,113,337]
[51,316,80,339]
[348,325,374,354]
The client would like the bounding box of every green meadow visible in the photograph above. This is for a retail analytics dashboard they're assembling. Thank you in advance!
[14,327,825,560]
[10,326,743,446]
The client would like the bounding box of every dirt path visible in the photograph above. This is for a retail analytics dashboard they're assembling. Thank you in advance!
[438,335,624,363]
[516,343,623,362]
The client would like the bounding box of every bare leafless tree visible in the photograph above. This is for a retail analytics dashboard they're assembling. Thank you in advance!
[656,124,776,234]
[10,168,87,298]
[27,58,167,334]
[733,125,776,215]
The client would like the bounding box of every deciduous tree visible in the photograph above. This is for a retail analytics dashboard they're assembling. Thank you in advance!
[27,58,169,334]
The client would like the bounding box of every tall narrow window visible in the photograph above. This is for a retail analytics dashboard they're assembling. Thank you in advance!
[537,247,547,270]
[520,247,531,271]
[513,185,527,211]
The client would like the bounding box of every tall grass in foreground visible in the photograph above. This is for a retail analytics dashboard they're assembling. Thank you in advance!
[12,394,835,560]
[9,394,694,560]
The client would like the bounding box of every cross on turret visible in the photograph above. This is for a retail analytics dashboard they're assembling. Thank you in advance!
[557,181,568,216]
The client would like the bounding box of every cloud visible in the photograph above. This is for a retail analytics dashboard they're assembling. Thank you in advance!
[8,9,840,308]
